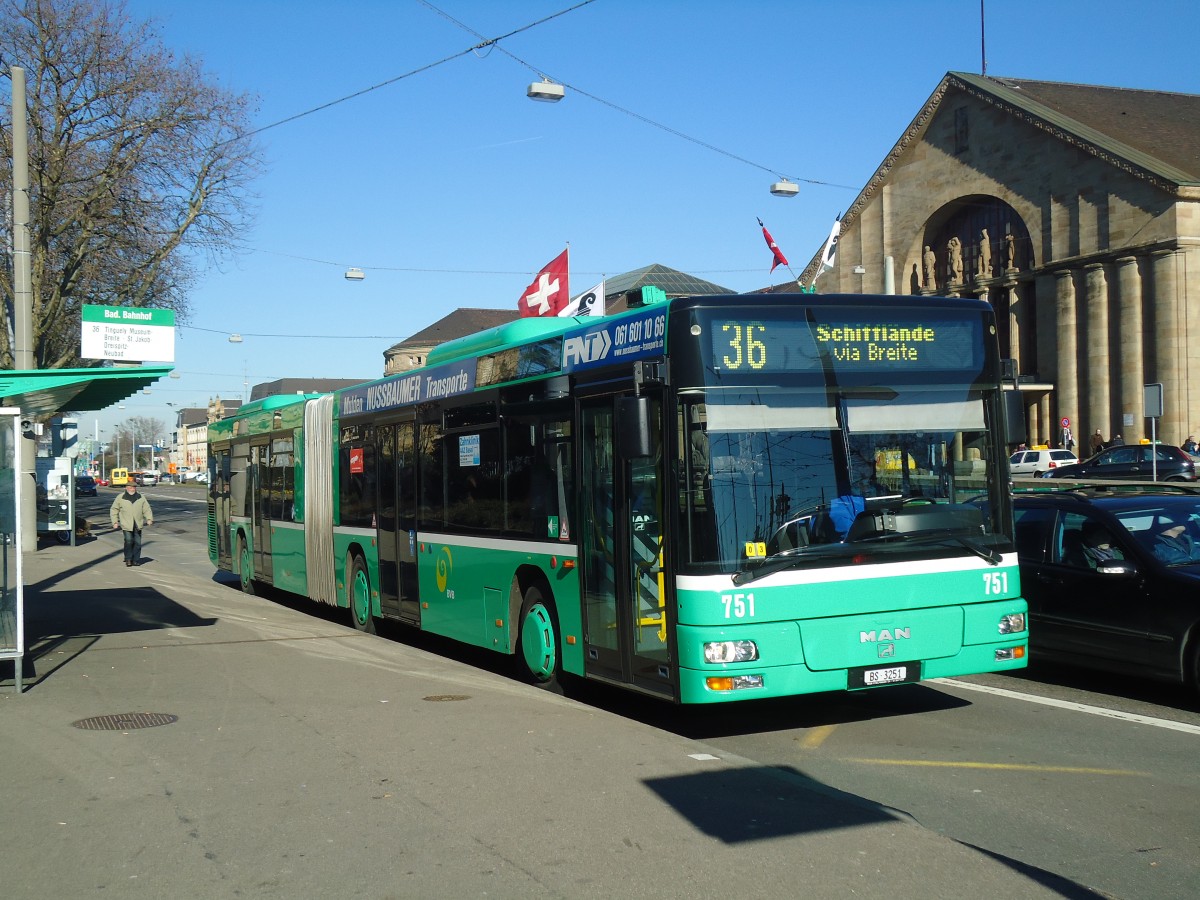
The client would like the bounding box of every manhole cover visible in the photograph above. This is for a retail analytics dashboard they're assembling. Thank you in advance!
[422,694,470,702]
[72,712,178,731]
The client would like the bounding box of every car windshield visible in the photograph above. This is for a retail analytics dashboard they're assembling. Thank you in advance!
[1112,500,1200,566]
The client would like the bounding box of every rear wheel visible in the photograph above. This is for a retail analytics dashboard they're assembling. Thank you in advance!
[1188,642,1200,695]
[348,555,376,635]
[237,534,256,596]
[517,584,561,690]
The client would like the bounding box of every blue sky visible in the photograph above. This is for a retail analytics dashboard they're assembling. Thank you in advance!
[96,0,1199,442]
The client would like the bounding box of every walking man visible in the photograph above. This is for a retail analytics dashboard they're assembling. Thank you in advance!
[110,482,154,566]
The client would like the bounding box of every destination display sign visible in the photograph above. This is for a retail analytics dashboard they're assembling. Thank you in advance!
[705,311,982,375]
[81,304,176,362]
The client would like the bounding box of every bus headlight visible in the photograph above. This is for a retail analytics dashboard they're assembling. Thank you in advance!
[703,640,759,664]
[998,613,1026,634]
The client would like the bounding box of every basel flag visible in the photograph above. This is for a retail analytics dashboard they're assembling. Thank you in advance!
[758,218,789,272]
[519,249,570,317]
[559,280,605,317]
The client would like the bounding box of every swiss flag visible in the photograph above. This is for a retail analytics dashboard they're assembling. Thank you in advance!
[519,249,570,317]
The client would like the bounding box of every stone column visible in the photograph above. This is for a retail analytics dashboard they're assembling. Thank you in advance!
[1151,250,1181,443]
[1005,279,1021,374]
[1054,269,1079,447]
[1115,256,1144,442]
[1085,262,1111,440]
[1038,393,1051,448]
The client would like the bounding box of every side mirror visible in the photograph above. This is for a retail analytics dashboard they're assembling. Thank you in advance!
[1003,390,1026,446]
[617,396,655,458]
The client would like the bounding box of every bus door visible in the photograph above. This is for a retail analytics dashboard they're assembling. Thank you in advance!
[250,441,271,581]
[376,421,420,624]
[580,392,674,699]
[210,449,233,570]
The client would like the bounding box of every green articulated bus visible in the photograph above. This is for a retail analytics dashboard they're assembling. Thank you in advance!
[208,291,1027,704]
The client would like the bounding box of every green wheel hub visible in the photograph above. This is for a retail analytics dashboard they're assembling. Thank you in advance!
[520,601,557,681]
[239,537,254,594]
[351,565,371,626]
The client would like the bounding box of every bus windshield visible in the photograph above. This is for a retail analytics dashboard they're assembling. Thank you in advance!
[680,383,1003,573]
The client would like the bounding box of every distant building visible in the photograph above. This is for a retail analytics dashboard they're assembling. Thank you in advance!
[381,265,731,375]
[384,308,520,375]
[172,406,209,473]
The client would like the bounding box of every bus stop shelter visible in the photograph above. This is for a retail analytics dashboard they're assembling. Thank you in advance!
[0,365,172,693]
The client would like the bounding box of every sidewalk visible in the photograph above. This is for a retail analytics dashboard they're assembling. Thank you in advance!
[1,532,1088,898]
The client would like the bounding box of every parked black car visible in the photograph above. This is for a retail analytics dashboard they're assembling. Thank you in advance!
[1011,486,1200,691]
[1042,443,1196,482]
[75,475,97,497]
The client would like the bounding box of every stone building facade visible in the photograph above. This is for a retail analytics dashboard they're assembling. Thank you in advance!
[802,72,1200,450]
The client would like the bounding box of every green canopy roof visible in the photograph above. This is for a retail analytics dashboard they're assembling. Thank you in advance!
[0,366,174,418]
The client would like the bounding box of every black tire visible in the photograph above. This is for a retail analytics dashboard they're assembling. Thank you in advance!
[348,555,376,635]
[516,584,561,690]
[237,534,256,596]
[1188,641,1200,696]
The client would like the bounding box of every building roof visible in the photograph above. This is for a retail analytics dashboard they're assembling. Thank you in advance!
[390,308,521,353]
[175,407,208,427]
[956,72,1200,185]
[387,268,730,355]
[603,264,732,300]
[248,378,364,401]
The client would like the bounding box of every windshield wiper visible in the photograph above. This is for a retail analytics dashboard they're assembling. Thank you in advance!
[732,529,1003,585]
[733,548,818,585]
[848,528,1002,565]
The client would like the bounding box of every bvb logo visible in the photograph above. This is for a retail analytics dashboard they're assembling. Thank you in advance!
[435,547,453,593]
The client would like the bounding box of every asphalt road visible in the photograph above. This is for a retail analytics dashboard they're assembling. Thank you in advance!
[75,486,1200,899]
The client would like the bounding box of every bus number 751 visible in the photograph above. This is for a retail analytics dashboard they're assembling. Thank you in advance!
[721,592,756,619]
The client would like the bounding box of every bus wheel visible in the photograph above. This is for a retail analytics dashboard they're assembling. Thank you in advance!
[237,534,256,596]
[517,584,561,690]
[348,555,376,635]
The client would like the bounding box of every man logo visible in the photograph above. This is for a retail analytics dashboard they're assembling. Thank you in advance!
[877,643,896,659]
[860,628,910,643]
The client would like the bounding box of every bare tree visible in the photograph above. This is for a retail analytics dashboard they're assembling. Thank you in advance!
[0,0,262,369]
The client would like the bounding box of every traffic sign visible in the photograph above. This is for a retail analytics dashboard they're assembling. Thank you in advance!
[1060,417,1070,428]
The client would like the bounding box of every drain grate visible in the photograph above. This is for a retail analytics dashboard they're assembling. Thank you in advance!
[72,712,178,731]
[422,694,470,702]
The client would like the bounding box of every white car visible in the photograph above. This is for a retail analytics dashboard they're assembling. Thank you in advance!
[1008,448,1078,477]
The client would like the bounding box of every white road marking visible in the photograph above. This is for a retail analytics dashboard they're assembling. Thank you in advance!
[933,678,1200,735]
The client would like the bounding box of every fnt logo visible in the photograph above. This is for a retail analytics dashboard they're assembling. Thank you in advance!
[563,330,612,366]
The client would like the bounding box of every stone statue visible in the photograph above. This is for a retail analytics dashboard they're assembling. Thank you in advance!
[977,228,991,278]
[922,245,937,289]
[947,236,963,284]
[1004,232,1017,271]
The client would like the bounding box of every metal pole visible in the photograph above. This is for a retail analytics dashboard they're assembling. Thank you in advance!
[11,67,37,551]
[1151,416,1158,481]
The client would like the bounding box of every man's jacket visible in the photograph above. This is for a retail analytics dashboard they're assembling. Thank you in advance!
[110,492,153,531]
